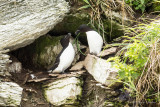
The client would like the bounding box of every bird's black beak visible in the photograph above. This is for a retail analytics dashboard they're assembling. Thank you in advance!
[75,30,80,35]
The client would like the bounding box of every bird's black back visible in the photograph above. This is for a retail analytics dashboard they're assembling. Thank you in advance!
[77,24,93,32]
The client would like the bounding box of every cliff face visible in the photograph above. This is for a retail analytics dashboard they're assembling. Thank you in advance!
[0,0,70,106]
[0,0,69,51]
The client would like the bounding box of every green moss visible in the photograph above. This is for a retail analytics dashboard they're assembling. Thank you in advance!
[27,35,63,68]
[51,12,124,45]
[103,20,124,42]
[35,36,62,55]
[152,3,160,11]
[150,0,160,12]
[34,35,62,67]
[50,13,90,45]
[51,13,90,35]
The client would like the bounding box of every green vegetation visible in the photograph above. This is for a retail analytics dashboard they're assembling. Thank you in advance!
[107,22,160,104]
[125,0,151,12]
[152,0,160,11]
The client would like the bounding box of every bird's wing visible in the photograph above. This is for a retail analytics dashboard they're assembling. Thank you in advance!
[49,62,59,71]
[48,47,65,72]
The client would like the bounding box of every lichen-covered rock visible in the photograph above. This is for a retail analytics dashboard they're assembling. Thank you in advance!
[43,77,82,106]
[84,54,121,87]
[0,0,69,51]
[0,82,23,106]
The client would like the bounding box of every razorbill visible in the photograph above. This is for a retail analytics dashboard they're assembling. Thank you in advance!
[48,33,75,73]
[75,24,103,56]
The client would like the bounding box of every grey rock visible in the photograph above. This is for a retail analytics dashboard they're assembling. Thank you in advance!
[70,61,84,71]
[8,61,22,73]
[84,54,121,87]
[0,0,69,51]
[0,49,11,76]
[0,82,23,106]
[99,47,117,57]
[43,77,82,106]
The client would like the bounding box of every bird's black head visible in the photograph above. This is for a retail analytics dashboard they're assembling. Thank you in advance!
[75,24,93,35]
[60,33,71,48]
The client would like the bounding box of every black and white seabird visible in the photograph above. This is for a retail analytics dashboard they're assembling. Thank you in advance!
[75,24,103,56]
[48,33,75,73]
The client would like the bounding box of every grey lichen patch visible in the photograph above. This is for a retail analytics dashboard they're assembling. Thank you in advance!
[43,77,82,106]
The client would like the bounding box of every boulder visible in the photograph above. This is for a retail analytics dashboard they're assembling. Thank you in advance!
[0,82,23,106]
[0,0,69,51]
[8,55,22,73]
[43,77,82,106]
[84,54,121,87]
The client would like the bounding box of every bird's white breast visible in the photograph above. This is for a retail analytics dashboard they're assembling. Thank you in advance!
[54,42,75,72]
[86,31,103,55]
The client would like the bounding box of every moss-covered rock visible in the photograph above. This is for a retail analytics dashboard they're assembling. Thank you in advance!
[103,20,124,41]
[43,77,83,106]
[50,13,89,45]
[50,12,124,44]
[32,35,63,69]
[12,34,80,70]
[51,13,90,35]
[13,34,63,70]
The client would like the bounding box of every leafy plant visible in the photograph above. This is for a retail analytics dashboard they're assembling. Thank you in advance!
[125,0,151,12]
[107,21,160,104]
